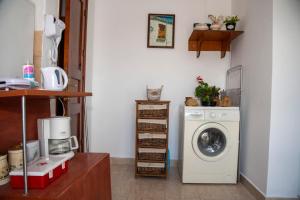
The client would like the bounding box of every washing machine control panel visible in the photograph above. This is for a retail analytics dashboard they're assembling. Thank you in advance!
[185,110,205,120]
[205,110,239,121]
[185,107,240,121]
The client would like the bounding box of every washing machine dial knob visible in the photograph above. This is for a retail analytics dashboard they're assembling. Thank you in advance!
[210,112,216,118]
[221,113,227,117]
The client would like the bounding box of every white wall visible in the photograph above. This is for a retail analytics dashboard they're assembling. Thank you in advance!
[41,0,60,68]
[267,0,300,197]
[29,0,59,30]
[0,0,35,78]
[29,0,45,30]
[231,0,273,195]
[86,0,232,159]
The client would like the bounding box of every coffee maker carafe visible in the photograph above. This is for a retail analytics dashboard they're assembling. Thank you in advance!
[38,117,78,159]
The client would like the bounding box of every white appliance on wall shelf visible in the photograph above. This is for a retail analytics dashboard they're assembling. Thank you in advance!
[179,106,240,183]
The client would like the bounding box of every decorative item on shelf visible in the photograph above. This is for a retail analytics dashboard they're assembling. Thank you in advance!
[147,85,163,101]
[8,144,23,171]
[195,75,220,106]
[23,61,35,81]
[224,16,240,31]
[206,23,212,30]
[208,15,224,30]
[147,14,175,48]
[0,154,9,185]
[218,96,232,107]
[193,23,209,30]
[185,97,199,106]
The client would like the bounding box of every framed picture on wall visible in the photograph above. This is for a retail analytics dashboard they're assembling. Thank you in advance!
[147,14,175,48]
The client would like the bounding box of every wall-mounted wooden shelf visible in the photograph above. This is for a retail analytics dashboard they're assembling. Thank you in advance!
[0,89,92,98]
[188,30,244,58]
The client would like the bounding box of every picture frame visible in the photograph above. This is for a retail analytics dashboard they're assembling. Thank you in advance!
[147,14,175,48]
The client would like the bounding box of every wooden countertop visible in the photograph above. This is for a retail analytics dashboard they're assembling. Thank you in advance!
[0,89,92,98]
[0,153,110,199]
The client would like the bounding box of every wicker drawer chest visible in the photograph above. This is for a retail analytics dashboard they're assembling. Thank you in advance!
[135,100,170,177]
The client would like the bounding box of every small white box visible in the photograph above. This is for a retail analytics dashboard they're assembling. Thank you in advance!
[26,140,40,165]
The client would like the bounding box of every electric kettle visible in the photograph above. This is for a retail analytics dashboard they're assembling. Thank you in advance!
[41,67,68,91]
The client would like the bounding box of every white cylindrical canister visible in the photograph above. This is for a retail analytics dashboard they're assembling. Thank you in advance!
[0,154,9,185]
[8,146,23,171]
[23,63,35,81]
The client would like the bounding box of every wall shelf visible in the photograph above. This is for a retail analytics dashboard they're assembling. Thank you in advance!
[0,89,92,98]
[188,30,244,58]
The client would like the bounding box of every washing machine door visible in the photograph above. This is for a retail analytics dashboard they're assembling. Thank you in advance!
[192,122,232,162]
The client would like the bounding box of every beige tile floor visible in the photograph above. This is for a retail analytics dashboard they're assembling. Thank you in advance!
[111,164,257,200]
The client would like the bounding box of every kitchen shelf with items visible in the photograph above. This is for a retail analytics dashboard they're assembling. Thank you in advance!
[135,100,170,177]
[0,153,112,200]
[0,90,92,195]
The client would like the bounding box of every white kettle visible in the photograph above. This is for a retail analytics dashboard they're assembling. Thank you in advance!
[41,67,68,91]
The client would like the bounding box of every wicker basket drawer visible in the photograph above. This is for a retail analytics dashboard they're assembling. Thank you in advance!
[138,109,167,118]
[137,162,165,176]
[138,104,168,118]
[138,133,167,147]
[138,148,166,161]
[137,119,167,132]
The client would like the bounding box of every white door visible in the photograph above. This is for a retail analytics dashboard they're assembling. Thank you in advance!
[192,123,232,162]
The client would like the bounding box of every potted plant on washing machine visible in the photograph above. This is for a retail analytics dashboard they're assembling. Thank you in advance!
[195,76,220,106]
[223,16,240,31]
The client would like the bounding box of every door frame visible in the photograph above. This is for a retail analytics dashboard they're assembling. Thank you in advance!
[58,0,89,152]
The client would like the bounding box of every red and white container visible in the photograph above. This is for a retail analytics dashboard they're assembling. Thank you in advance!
[9,155,71,189]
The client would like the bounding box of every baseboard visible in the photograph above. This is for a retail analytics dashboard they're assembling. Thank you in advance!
[110,157,178,167]
[266,198,298,200]
[240,174,298,200]
[240,174,265,200]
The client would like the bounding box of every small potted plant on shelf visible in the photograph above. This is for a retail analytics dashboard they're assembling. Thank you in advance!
[195,76,220,106]
[208,15,224,30]
[224,16,240,31]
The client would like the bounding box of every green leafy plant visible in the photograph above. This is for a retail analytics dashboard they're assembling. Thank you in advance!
[223,16,240,24]
[195,76,220,106]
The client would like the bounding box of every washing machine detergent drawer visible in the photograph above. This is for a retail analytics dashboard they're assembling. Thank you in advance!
[185,110,204,121]
[204,110,240,122]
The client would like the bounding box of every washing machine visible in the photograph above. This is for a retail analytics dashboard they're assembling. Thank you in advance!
[178,106,240,184]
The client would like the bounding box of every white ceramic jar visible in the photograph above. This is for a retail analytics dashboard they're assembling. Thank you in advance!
[0,154,9,185]
[8,146,23,171]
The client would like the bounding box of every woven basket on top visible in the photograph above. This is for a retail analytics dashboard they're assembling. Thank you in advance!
[147,86,163,101]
